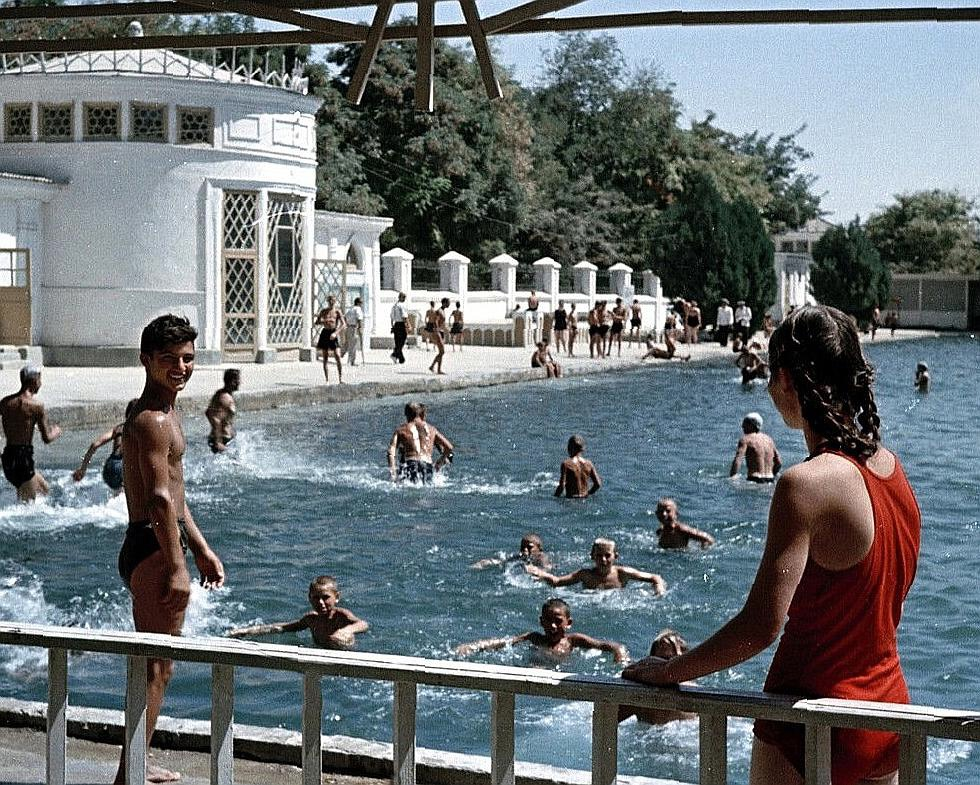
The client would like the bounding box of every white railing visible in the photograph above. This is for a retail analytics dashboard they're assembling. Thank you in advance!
[1,622,979,785]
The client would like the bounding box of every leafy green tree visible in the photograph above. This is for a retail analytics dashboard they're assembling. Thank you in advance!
[866,190,980,274]
[810,219,889,321]
[650,172,775,328]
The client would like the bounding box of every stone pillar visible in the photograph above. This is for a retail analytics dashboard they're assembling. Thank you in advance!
[573,261,597,301]
[532,257,561,296]
[381,247,414,294]
[608,262,633,297]
[254,190,276,363]
[299,197,316,361]
[438,250,470,297]
[488,253,519,313]
[642,270,662,299]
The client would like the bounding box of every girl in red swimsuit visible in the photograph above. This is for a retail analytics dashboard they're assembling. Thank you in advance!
[623,305,920,785]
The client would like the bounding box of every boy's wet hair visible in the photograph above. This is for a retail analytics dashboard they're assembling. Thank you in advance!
[521,533,543,548]
[542,598,570,617]
[768,305,880,461]
[567,434,585,454]
[309,575,338,594]
[404,401,424,420]
[224,368,240,385]
[124,397,140,420]
[19,364,41,386]
[656,497,676,512]
[140,314,197,355]
[591,537,616,553]
[650,628,688,657]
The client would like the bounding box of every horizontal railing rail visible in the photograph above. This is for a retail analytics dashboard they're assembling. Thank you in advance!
[1,622,979,785]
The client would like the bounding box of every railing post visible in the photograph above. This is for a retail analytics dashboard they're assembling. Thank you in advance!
[490,692,515,785]
[302,672,322,785]
[210,664,234,785]
[591,701,618,785]
[899,733,927,785]
[124,656,147,785]
[46,648,67,785]
[393,681,417,785]
[699,712,728,785]
[804,724,832,785]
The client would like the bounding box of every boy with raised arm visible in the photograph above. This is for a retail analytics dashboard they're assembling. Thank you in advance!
[454,598,628,663]
[471,533,551,570]
[526,538,666,596]
[655,498,715,550]
[555,435,601,498]
[228,575,368,649]
[1,365,62,501]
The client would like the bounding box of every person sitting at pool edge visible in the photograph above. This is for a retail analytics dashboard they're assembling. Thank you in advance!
[555,434,601,498]
[619,629,697,725]
[454,597,629,664]
[387,401,454,484]
[655,498,715,549]
[471,533,552,570]
[730,412,782,483]
[526,537,667,596]
[228,575,368,649]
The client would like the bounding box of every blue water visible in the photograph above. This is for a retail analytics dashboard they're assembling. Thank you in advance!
[0,336,977,783]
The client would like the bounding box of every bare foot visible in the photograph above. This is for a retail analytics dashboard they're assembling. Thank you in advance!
[437,371,447,375]
[148,764,182,782]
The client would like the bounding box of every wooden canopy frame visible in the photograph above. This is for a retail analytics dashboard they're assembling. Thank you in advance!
[2,1,978,110]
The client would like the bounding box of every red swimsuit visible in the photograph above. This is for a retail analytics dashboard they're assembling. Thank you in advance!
[754,450,921,785]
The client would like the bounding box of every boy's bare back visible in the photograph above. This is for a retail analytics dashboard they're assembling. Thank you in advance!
[557,456,599,497]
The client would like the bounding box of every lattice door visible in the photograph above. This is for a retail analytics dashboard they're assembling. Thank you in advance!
[222,191,257,351]
[311,258,346,344]
[266,195,306,347]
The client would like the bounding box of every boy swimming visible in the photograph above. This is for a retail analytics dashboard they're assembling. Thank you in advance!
[454,598,628,663]
[228,575,368,649]
[655,498,715,549]
[526,538,667,595]
[471,533,551,570]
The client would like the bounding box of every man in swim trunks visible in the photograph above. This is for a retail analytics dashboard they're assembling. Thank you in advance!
[610,298,627,357]
[113,314,225,785]
[554,435,601,498]
[387,401,455,484]
[206,368,240,454]
[629,299,643,345]
[1,365,62,502]
[729,412,782,482]
[315,295,346,384]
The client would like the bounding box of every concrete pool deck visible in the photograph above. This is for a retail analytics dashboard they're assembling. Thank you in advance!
[0,329,939,428]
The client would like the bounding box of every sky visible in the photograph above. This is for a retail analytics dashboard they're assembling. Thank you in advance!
[283,0,980,222]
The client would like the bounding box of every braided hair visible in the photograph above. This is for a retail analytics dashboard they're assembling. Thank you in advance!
[768,305,880,461]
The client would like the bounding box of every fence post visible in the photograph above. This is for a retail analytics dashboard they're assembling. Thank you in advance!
[46,648,67,785]
[804,724,831,785]
[302,672,322,785]
[393,681,417,785]
[699,712,727,785]
[491,691,515,785]
[211,664,235,785]
[899,733,927,785]
[591,701,618,785]
[124,656,147,785]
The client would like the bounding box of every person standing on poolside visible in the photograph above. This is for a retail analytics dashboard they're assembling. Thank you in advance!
[527,290,540,342]
[629,299,643,345]
[684,300,701,344]
[205,369,240,454]
[450,301,464,351]
[428,297,449,375]
[729,412,782,482]
[114,314,225,785]
[390,291,409,364]
[610,298,627,357]
[734,299,753,344]
[552,300,568,355]
[315,295,346,384]
[1,365,62,502]
[387,401,455,484]
[344,296,364,366]
[566,302,578,356]
[715,298,734,346]
[625,305,920,785]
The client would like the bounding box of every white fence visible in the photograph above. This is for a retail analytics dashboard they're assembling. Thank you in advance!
[1,622,979,785]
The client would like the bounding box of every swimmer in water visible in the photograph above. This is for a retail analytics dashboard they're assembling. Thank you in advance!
[387,401,454,484]
[1,365,62,502]
[454,598,629,663]
[471,533,552,570]
[526,537,667,595]
[228,575,368,649]
[914,362,929,393]
[72,398,139,495]
[618,629,697,724]
[655,498,715,549]
[205,368,239,454]
[729,412,782,483]
[555,435,601,498]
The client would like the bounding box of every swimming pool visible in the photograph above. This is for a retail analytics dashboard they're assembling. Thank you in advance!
[0,335,977,783]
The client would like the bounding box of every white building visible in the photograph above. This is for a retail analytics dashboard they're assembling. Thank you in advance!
[770,216,834,319]
[0,26,390,365]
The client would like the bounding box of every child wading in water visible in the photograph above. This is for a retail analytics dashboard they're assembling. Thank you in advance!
[527,537,667,595]
[228,575,368,649]
[555,434,601,498]
[471,533,552,570]
[619,629,697,724]
[454,598,629,663]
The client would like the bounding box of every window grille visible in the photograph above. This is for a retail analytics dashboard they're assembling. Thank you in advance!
[266,195,306,347]
[3,104,32,141]
[83,103,120,141]
[177,106,213,145]
[222,191,258,350]
[0,249,29,288]
[39,103,73,141]
[130,103,167,142]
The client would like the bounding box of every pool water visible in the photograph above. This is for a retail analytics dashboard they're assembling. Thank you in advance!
[0,335,977,784]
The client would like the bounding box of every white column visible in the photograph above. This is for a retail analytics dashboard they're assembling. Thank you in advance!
[301,198,315,356]
[255,190,271,359]
[438,250,470,297]
[16,200,42,344]
[532,256,561,296]
[366,237,382,339]
[488,253,519,313]
[573,260,597,303]
[382,247,414,294]
[608,262,633,296]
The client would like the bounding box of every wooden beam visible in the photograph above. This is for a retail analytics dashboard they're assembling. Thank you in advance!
[415,0,435,111]
[345,0,394,104]
[481,0,587,34]
[178,0,366,40]
[459,0,502,100]
[0,0,410,21]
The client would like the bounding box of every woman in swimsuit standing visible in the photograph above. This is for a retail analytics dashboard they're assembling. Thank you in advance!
[567,303,578,357]
[552,300,568,355]
[624,305,920,785]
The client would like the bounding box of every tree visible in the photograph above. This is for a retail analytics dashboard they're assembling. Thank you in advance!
[866,190,980,274]
[650,172,775,329]
[810,219,889,322]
